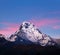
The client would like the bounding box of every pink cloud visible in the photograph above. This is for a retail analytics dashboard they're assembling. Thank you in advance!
[0,22,19,36]
[0,19,60,36]
[52,25,60,29]
[0,26,19,37]
[0,30,14,36]
[29,19,60,27]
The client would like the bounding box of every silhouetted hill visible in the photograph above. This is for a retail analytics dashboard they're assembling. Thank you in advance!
[54,39,60,45]
[0,22,60,55]
[0,43,60,55]
[0,37,60,55]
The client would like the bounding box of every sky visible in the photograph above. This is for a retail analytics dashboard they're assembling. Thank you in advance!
[0,0,60,38]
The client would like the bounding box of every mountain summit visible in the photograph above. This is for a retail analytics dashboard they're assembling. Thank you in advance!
[0,21,60,55]
[8,21,56,46]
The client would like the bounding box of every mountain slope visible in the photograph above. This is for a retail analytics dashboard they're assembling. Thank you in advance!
[0,21,60,55]
[8,21,57,46]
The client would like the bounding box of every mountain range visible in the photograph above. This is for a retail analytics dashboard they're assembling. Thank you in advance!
[0,21,60,55]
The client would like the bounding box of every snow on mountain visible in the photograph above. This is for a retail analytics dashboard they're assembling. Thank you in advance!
[8,21,56,46]
[0,34,5,38]
[0,34,8,45]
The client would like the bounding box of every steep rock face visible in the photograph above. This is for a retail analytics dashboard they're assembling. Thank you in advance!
[0,34,7,46]
[0,34,5,38]
[8,21,56,46]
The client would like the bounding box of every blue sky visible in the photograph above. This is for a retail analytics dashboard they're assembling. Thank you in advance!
[0,0,60,38]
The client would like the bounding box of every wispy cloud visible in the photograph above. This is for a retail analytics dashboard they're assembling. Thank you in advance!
[0,19,60,36]
[0,22,19,36]
[52,25,60,29]
[29,19,60,29]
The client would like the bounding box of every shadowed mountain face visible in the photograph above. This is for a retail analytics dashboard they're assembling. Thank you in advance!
[0,22,60,55]
[54,39,60,45]
[8,21,57,46]
[0,42,60,55]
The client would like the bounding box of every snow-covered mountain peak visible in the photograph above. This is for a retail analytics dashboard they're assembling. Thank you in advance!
[7,21,56,46]
[0,34,6,39]
[20,21,35,30]
[22,21,31,26]
[19,21,42,41]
